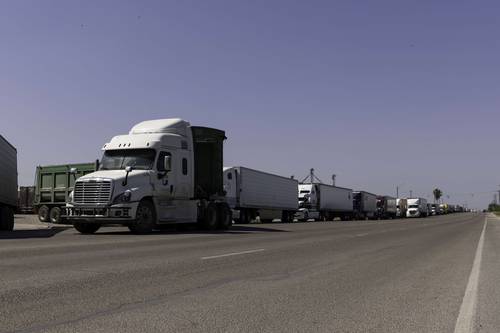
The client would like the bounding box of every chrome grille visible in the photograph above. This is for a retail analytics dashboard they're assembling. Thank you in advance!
[73,179,112,205]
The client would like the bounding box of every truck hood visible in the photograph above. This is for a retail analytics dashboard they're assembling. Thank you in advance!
[77,170,151,183]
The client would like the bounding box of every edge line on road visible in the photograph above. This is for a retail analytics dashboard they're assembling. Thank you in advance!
[453,215,488,333]
[201,249,265,260]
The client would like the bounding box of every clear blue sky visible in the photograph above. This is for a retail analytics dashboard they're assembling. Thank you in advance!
[1,0,499,209]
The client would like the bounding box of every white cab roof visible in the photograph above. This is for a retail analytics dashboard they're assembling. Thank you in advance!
[130,118,190,137]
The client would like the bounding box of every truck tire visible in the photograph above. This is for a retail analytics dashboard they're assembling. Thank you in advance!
[74,223,101,234]
[49,207,62,224]
[217,204,232,230]
[38,205,50,223]
[129,200,156,234]
[0,206,14,231]
[203,203,218,230]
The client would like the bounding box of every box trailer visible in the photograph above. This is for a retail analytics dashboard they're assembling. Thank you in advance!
[17,186,35,214]
[0,135,17,231]
[353,191,377,220]
[296,183,353,221]
[376,196,397,219]
[224,166,298,223]
[34,162,97,223]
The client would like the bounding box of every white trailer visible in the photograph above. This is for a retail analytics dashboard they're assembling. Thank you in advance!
[406,198,428,218]
[0,135,17,231]
[296,183,353,221]
[223,166,298,223]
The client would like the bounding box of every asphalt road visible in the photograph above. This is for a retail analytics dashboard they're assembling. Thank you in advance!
[0,213,497,333]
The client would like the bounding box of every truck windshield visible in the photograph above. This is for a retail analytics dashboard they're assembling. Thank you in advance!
[409,204,419,208]
[100,149,156,170]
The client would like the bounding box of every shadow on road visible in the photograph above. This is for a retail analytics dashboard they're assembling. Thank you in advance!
[0,228,70,240]
[92,224,289,236]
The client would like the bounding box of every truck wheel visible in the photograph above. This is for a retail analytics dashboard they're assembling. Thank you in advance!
[0,207,14,231]
[203,204,218,230]
[217,204,232,230]
[74,223,101,234]
[49,207,62,224]
[38,205,50,223]
[129,200,156,234]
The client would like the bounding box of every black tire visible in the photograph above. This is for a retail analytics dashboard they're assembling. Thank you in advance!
[73,223,101,234]
[203,203,218,230]
[49,207,62,224]
[38,205,50,223]
[217,204,232,230]
[129,200,156,234]
[0,206,14,231]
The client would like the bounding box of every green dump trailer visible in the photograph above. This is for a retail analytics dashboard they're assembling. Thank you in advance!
[34,162,97,223]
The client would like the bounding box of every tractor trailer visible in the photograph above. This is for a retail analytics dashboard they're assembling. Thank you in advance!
[353,191,377,220]
[0,135,17,231]
[296,183,353,221]
[65,118,231,234]
[223,166,298,223]
[406,198,428,218]
[376,196,397,219]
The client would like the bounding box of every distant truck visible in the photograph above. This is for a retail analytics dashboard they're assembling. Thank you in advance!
[376,196,397,219]
[296,183,353,221]
[0,135,17,231]
[429,203,439,215]
[34,162,97,224]
[17,186,35,214]
[223,166,298,223]
[65,119,232,234]
[406,198,428,218]
[396,198,407,218]
[352,191,377,220]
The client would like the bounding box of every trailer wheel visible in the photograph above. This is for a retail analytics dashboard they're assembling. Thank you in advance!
[0,206,14,231]
[217,204,232,230]
[129,200,156,234]
[49,207,62,224]
[38,205,50,223]
[74,223,101,234]
[203,203,218,230]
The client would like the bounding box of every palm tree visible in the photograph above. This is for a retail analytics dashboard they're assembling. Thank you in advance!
[433,188,443,203]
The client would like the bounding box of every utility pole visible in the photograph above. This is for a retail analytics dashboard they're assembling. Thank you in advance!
[396,186,399,198]
[332,174,336,186]
[409,190,413,198]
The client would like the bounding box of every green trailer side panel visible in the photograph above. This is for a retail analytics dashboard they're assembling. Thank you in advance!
[34,162,97,207]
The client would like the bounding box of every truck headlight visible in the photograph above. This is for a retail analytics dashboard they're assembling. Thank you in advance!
[113,190,132,204]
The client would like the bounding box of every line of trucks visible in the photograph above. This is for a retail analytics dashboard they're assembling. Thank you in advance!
[1,118,466,233]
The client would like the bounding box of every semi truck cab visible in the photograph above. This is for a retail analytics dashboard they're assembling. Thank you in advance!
[65,119,231,234]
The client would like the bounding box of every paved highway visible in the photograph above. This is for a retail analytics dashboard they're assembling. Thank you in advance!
[0,213,497,332]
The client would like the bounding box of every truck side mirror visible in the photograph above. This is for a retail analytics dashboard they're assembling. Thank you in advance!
[70,168,77,174]
[164,156,172,173]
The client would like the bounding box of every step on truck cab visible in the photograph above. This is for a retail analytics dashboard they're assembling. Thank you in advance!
[65,119,231,234]
[0,135,17,231]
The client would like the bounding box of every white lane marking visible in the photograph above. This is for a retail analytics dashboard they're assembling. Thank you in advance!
[454,216,488,333]
[201,249,265,260]
[355,233,369,237]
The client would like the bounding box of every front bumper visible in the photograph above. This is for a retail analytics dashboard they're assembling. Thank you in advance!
[65,203,139,223]
[406,210,420,218]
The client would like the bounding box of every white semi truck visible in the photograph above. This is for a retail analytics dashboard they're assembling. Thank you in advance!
[65,119,232,234]
[296,183,353,221]
[0,135,17,231]
[406,198,428,218]
[223,166,298,223]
